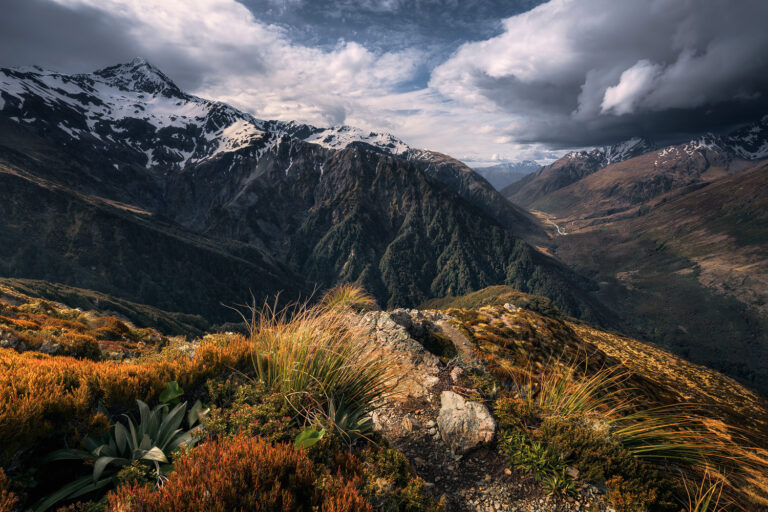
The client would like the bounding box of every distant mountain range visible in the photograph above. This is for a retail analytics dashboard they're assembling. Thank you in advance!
[472,160,540,190]
[504,124,768,211]
[502,119,768,393]
[0,58,603,323]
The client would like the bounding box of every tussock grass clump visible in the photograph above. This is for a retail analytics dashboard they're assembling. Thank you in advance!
[320,284,379,313]
[246,290,395,442]
[682,472,724,512]
[493,358,768,509]
[502,362,630,421]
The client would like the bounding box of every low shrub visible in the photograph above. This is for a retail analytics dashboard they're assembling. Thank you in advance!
[497,428,567,481]
[107,434,372,512]
[538,417,677,509]
[202,378,300,443]
[0,469,19,512]
[55,333,101,360]
[333,447,442,512]
[0,336,253,466]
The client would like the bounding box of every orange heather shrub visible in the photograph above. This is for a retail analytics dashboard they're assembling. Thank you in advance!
[0,336,253,465]
[0,468,18,512]
[107,435,372,512]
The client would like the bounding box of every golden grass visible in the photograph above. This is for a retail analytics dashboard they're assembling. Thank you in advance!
[445,304,768,509]
[319,284,379,313]
[683,471,725,512]
[246,291,396,438]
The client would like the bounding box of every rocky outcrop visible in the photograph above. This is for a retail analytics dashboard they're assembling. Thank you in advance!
[362,308,607,511]
[359,309,442,400]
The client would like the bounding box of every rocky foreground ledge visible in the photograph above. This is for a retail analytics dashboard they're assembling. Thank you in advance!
[358,309,609,512]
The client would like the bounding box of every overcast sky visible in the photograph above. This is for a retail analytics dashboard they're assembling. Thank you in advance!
[2,0,767,165]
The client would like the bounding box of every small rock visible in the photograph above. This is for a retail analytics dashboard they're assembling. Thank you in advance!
[177,343,197,359]
[450,366,464,382]
[39,340,61,355]
[566,466,580,480]
[504,468,512,476]
[0,329,21,350]
[437,391,496,456]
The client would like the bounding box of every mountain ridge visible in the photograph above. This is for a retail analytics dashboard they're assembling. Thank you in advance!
[0,59,600,324]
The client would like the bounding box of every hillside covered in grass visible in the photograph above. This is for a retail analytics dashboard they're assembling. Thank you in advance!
[0,285,766,511]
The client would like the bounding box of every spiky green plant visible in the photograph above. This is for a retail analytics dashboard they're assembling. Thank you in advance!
[35,400,204,512]
[541,468,577,496]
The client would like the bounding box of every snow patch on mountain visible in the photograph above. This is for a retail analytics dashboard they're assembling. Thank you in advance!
[725,117,768,159]
[604,137,653,165]
[302,125,410,155]
[213,119,266,155]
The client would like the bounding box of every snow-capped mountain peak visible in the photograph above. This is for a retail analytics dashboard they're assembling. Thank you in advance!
[725,117,768,160]
[93,57,182,96]
[0,60,419,174]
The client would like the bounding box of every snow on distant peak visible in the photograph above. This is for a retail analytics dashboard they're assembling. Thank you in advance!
[604,137,652,165]
[725,117,768,160]
[302,125,410,155]
[213,118,265,155]
[1,59,421,170]
[684,133,725,154]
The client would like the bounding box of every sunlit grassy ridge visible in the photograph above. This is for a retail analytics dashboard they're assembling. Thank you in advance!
[0,287,172,361]
[447,301,768,508]
[0,335,254,467]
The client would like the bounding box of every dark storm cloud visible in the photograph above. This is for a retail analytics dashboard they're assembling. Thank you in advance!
[0,0,141,71]
[0,0,224,91]
[431,0,768,147]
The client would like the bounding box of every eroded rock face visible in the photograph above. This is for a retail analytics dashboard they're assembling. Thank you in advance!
[358,310,442,399]
[437,391,496,456]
